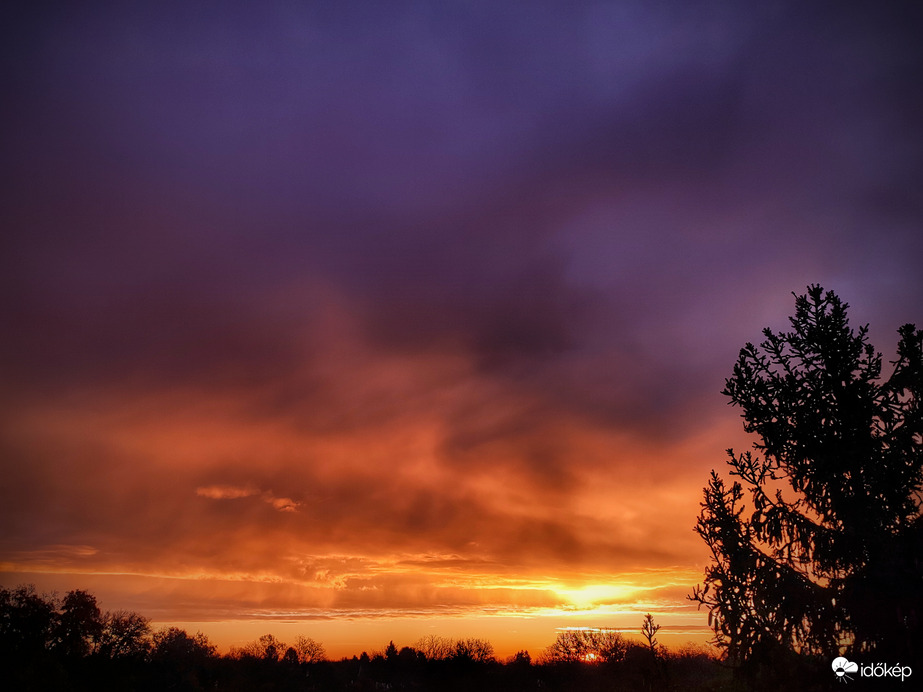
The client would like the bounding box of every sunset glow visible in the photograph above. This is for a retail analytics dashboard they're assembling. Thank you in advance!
[2,0,921,661]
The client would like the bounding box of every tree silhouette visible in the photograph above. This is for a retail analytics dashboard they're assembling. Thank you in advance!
[691,286,922,671]
[384,639,399,661]
[151,626,217,662]
[0,584,56,658]
[293,633,327,663]
[282,646,299,665]
[232,633,287,661]
[55,589,103,657]
[542,628,627,663]
[507,649,531,666]
[97,610,151,659]
[415,634,454,660]
[150,626,217,689]
[452,637,496,663]
[640,613,661,659]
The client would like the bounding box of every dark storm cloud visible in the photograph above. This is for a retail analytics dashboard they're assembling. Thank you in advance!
[6,1,921,379]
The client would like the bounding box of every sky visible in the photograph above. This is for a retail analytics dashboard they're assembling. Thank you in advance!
[2,0,922,659]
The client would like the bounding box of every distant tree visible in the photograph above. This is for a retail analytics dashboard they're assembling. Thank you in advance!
[415,634,454,660]
[384,640,399,661]
[452,637,495,663]
[151,626,217,662]
[54,589,103,657]
[543,630,588,662]
[263,633,285,661]
[97,610,151,659]
[542,628,627,663]
[640,613,661,660]
[593,629,628,662]
[293,634,326,663]
[150,627,218,690]
[691,286,923,670]
[282,646,299,665]
[398,645,422,663]
[230,633,287,661]
[0,584,56,657]
[507,649,532,666]
[639,613,666,690]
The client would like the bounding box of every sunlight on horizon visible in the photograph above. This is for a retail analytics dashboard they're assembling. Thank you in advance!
[0,563,713,658]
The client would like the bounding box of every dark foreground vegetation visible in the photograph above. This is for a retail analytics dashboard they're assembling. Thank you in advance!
[1,584,729,691]
[691,287,922,690]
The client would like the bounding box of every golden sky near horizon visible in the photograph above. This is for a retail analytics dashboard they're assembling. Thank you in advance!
[1,316,737,655]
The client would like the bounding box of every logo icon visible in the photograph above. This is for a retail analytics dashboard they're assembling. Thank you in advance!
[832,657,859,683]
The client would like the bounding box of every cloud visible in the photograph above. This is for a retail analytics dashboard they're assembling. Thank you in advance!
[266,497,298,513]
[196,485,300,512]
[196,485,259,500]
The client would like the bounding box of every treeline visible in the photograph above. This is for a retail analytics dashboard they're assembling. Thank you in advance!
[2,584,725,691]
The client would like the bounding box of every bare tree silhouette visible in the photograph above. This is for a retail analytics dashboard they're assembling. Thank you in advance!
[293,633,327,663]
[414,634,455,660]
[231,633,287,661]
[541,628,627,663]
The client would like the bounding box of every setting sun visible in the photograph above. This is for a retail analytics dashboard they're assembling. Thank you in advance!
[554,584,639,609]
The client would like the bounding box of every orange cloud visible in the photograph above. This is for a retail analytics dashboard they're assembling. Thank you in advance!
[196,485,300,512]
[196,485,259,500]
[0,287,729,656]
